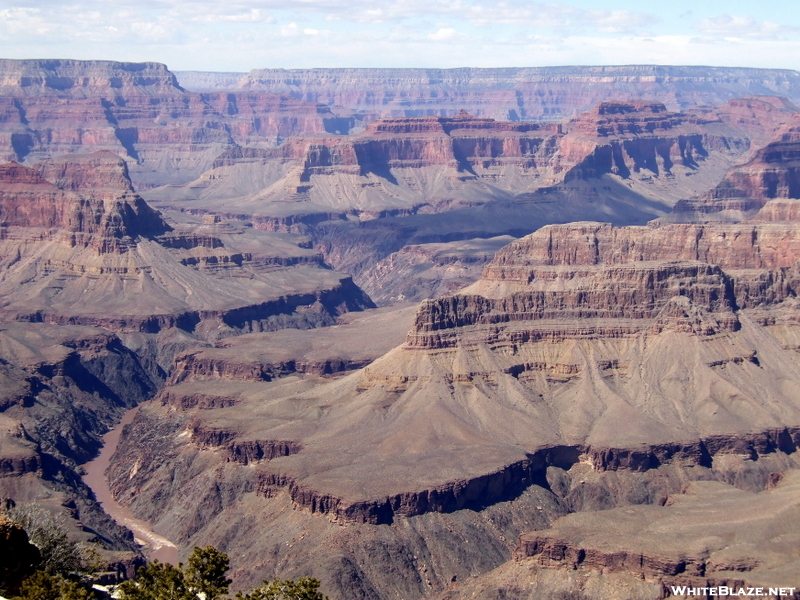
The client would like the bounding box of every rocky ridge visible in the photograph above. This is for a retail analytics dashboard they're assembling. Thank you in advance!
[0,148,377,577]
[146,98,788,292]
[233,65,800,122]
[0,59,352,188]
[107,208,800,596]
[0,153,373,339]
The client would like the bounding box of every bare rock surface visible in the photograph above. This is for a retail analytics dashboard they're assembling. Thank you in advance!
[149,102,756,220]
[109,208,800,597]
[234,66,800,122]
[0,321,157,554]
[145,99,782,291]
[357,236,514,305]
[168,303,418,384]
[0,154,373,336]
[0,59,348,187]
[513,472,800,594]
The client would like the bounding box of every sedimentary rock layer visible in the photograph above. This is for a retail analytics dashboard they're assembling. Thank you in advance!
[234,66,800,121]
[514,474,800,595]
[0,154,374,335]
[0,59,348,187]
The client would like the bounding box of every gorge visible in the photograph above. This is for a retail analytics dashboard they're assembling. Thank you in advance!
[1,58,800,600]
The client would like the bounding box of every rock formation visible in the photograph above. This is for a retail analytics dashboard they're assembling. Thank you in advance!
[0,149,378,572]
[106,203,800,596]
[0,153,373,338]
[357,236,515,304]
[0,321,157,561]
[667,111,800,223]
[0,59,351,188]
[230,66,800,122]
[147,99,788,293]
[5,60,800,599]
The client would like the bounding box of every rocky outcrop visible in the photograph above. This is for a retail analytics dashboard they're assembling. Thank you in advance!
[238,66,800,122]
[189,423,302,466]
[0,322,158,563]
[0,154,169,239]
[0,153,374,335]
[291,112,563,182]
[164,304,416,385]
[513,474,800,597]
[0,59,183,97]
[0,59,345,187]
[663,110,800,222]
[357,236,514,305]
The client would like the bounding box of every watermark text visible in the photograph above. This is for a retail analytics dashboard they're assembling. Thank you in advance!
[671,587,796,597]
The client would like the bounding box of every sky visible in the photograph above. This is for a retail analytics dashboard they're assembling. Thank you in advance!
[1,0,800,72]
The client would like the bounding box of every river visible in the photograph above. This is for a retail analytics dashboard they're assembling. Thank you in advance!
[82,406,179,565]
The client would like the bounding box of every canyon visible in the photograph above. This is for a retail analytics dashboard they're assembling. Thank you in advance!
[176,66,800,123]
[1,58,800,600]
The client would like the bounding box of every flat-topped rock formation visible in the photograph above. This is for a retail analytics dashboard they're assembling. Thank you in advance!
[0,59,350,187]
[512,474,800,596]
[145,99,778,294]
[167,303,418,385]
[107,206,800,596]
[232,66,800,122]
[0,153,168,239]
[0,59,183,97]
[0,154,373,335]
[155,101,758,219]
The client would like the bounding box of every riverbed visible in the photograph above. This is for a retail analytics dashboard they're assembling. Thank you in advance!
[82,406,179,565]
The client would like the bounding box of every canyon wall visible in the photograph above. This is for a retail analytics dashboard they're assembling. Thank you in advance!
[231,65,800,122]
[0,59,348,188]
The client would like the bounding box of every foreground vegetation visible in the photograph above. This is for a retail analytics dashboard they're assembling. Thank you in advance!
[1,506,327,600]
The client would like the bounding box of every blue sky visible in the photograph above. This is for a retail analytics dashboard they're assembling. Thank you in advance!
[1,0,799,72]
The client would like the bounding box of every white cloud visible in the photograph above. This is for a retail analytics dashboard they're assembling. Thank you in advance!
[192,9,275,23]
[280,22,300,36]
[0,0,797,72]
[428,27,456,41]
[696,14,800,40]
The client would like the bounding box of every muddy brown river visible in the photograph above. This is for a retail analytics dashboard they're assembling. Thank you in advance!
[82,406,179,564]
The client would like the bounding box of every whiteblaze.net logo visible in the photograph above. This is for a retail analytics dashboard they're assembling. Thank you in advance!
[670,587,796,597]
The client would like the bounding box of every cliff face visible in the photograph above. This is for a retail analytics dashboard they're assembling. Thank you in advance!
[0,322,158,556]
[236,66,800,122]
[0,59,183,97]
[152,100,764,291]
[0,154,168,239]
[0,59,342,187]
[506,474,800,599]
[107,202,800,597]
[0,154,374,335]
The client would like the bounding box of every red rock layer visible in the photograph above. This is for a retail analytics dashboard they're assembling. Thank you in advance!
[239,66,800,121]
[0,59,343,186]
[0,156,167,238]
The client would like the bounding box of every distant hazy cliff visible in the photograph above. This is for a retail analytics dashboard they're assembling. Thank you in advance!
[176,65,800,121]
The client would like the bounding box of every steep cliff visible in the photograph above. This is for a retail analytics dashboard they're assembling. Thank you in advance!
[0,59,346,187]
[107,212,800,597]
[236,66,800,122]
[145,99,777,293]
[0,154,373,337]
[0,322,157,557]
